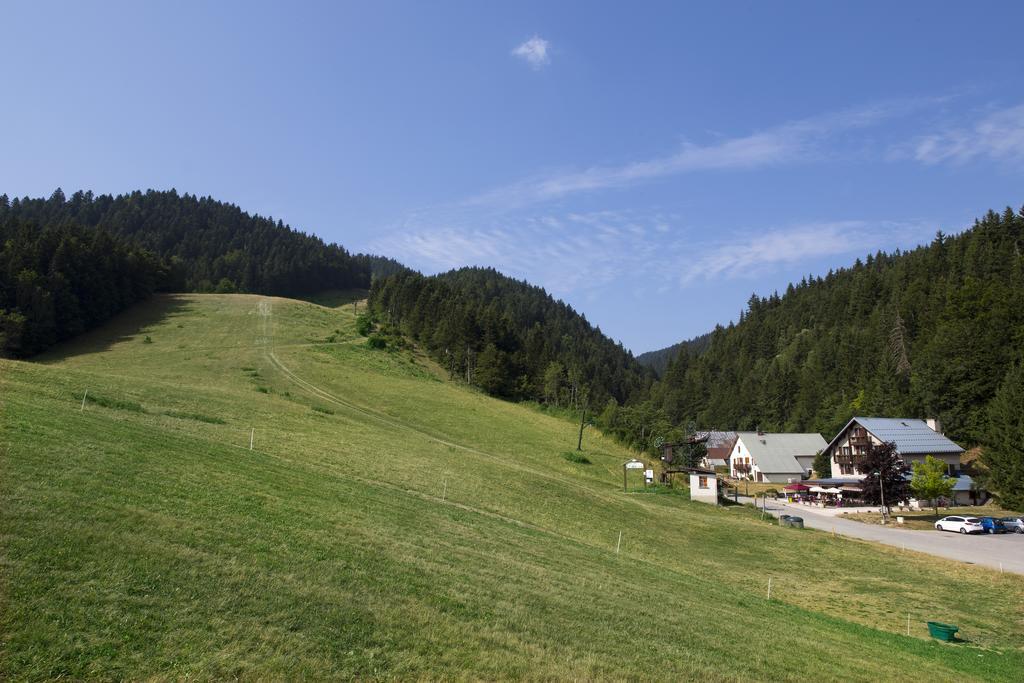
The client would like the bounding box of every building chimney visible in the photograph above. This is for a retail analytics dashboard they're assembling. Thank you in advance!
[926,417,941,434]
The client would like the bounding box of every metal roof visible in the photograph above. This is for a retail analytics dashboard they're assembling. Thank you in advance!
[841,417,964,455]
[735,432,827,473]
[950,474,978,492]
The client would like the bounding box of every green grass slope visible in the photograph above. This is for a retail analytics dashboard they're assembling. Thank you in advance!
[2,294,1022,680]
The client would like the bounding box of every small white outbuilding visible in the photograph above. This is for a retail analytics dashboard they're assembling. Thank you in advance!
[687,468,718,505]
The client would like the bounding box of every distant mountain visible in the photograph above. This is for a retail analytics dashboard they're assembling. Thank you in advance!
[636,333,712,376]
[368,266,654,406]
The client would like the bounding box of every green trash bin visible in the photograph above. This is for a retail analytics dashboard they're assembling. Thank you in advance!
[927,621,959,641]
[788,516,804,529]
[779,515,792,527]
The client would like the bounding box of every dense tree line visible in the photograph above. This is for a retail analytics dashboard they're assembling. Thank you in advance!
[648,207,1024,450]
[635,332,712,376]
[0,214,165,357]
[1,189,373,297]
[368,267,654,407]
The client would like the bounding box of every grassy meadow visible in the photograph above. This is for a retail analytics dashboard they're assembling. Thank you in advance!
[2,293,1023,680]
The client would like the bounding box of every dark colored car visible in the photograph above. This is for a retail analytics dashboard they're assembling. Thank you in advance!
[978,516,1008,534]
[999,516,1024,534]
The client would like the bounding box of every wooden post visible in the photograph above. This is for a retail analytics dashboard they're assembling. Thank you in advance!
[623,464,627,492]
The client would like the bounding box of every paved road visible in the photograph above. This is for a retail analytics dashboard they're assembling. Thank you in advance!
[739,496,1024,576]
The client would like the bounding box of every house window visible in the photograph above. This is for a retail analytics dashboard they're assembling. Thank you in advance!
[947,464,959,476]
[841,446,851,456]
[698,476,709,489]
[840,464,854,475]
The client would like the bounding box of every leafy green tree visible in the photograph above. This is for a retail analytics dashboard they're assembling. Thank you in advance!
[812,450,831,479]
[982,362,1024,511]
[542,361,564,406]
[910,455,956,515]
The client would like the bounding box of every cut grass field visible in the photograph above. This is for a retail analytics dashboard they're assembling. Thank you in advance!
[2,294,1023,680]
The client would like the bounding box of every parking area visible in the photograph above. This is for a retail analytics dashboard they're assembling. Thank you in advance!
[742,496,1024,575]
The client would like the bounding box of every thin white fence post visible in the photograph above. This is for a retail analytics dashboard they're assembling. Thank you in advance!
[767,577,772,600]
[616,531,622,554]
[442,479,447,502]
[80,389,88,411]
[906,613,910,636]
[249,428,254,450]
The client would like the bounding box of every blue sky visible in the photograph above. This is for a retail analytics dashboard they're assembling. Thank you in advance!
[3,1,1024,353]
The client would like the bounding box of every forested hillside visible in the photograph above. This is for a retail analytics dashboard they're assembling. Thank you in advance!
[0,188,404,357]
[368,267,653,406]
[0,218,165,357]
[647,206,1024,448]
[1,189,373,297]
[635,332,712,376]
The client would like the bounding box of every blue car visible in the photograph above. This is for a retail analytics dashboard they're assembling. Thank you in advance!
[978,516,1008,534]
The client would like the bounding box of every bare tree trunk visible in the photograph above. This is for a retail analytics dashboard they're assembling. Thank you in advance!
[577,403,587,451]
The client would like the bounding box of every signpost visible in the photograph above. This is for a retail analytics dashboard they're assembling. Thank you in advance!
[623,459,645,491]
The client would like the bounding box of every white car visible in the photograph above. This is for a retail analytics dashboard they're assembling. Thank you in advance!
[935,516,983,534]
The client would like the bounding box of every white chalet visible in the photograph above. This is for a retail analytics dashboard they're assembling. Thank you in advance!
[729,431,827,483]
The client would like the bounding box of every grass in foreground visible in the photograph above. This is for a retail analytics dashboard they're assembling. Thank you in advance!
[2,294,1023,681]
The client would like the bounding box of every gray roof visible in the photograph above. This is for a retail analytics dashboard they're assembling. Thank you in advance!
[736,432,827,473]
[828,417,964,455]
[951,474,979,492]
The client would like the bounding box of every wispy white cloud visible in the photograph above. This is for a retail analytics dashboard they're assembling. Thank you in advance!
[908,103,1024,165]
[512,36,550,69]
[681,220,930,284]
[371,209,669,294]
[371,209,934,298]
[461,99,928,211]
[367,98,942,307]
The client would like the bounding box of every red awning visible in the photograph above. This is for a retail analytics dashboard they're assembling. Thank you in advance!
[784,483,811,491]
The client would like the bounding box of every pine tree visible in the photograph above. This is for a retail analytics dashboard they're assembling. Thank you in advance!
[982,363,1024,510]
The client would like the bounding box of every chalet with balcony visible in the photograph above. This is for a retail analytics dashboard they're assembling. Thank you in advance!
[729,431,827,483]
[824,417,964,478]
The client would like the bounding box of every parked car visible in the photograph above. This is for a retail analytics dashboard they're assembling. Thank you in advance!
[934,516,984,534]
[999,516,1024,534]
[977,517,1008,534]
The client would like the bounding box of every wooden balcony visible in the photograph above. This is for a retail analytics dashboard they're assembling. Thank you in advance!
[849,435,871,447]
